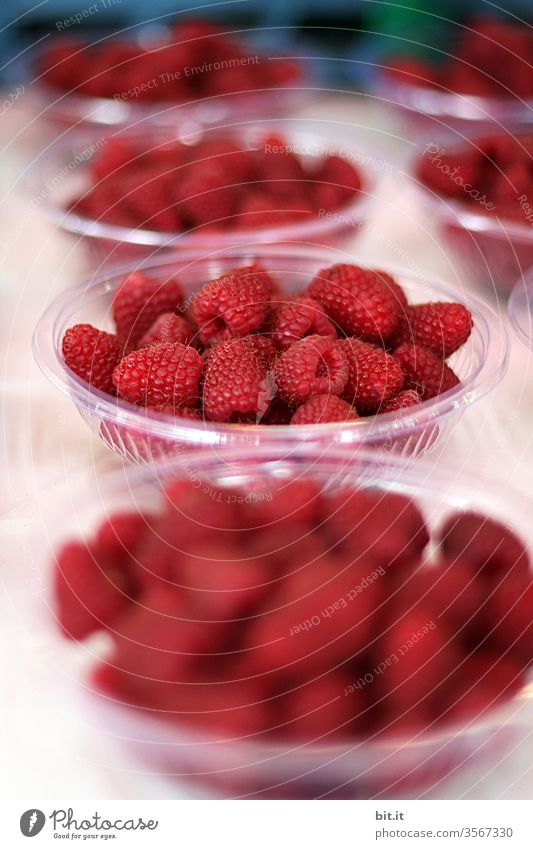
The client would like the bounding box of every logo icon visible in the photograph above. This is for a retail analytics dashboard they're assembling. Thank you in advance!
[20,810,46,837]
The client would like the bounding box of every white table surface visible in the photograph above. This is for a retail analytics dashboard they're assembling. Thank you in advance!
[2,91,533,800]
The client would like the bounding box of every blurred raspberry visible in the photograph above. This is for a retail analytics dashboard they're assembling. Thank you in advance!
[112,271,183,350]
[438,512,530,580]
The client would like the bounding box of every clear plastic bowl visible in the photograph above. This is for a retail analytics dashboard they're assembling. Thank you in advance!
[509,267,533,350]
[33,246,508,463]
[28,32,312,135]
[410,141,533,295]
[41,445,533,799]
[370,68,533,136]
[27,123,374,266]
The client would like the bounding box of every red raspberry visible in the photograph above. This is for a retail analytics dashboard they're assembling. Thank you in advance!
[339,338,404,414]
[308,264,401,343]
[112,271,183,350]
[62,323,121,395]
[138,312,196,348]
[270,296,337,349]
[90,137,136,180]
[290,395,357,425]
[111,586,224,682]
[438,512,530,580]
[328,488,429,571]
[203,338,269,422]
[176,169,235,227]
[312,155,361,206]
[487,577,533,664]
[381,611,457,713]
[54,540,132,640]
[95,512,150,563]
[393,343,460,400]
[393,302,473,357]
[444,653,525,724]
[191,264,274,346]
[178,542,270,620]
[282,673,361,741]
[148,404,202,420]
[112,167,180,233]
[245,335,278,370]
[417,151,481,199]
[113,342,203,408]
[379,389,421,413]
[274,335,348,405]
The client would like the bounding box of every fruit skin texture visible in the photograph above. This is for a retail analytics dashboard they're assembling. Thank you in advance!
[62,323,121,394]
[393,302,473,357]
[308,264,402,343]
[203,338,268,422]
[270,296,337,349]
[112,342,203,407]
[394,343,460,400]
[339,338,404,414]
[290,394,358,425]
[112,271,183,349]
[274,335,348,405]
[191,264,274,346]
[139,312,196,347]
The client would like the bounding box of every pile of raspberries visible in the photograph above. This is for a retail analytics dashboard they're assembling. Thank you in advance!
[67,132,362,234]
[55,476,533,740]
[61,263,473,425]
[418,133,533,225]
[37,18,300,102]
[386,17,533,99]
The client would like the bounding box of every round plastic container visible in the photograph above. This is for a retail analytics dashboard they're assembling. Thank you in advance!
[33,246,508,464]
[410,142,533,295]
[27,123,373,266]
[509,268,533,350]
[28,32,312,135]
[41,446,533,799]
[370,68,533,137]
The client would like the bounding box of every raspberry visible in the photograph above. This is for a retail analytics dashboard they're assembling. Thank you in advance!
[438,512,530,580]
[113,342,203,408]
[112,271,183,349]
[393,343,460,400]
[312,155,361,206]
[487,577,533,664]
[379,389,421,413]
[95,512,150,564]
[138,313,196,348]
[54,540,132,640]
[444,654,525,724]
[246,335,278,371]
[282,673,360,741]
[148,404,202,420]
[274,335,348,405]
[62,323,121,394]
[328,488,429,571]
[339,338,404,414]
[290,395,357,425]
[203,338,269,422]
[247,558,381,675]
[308,264,401,343]
[235,194,310,228]
[191,264,274,346]
[381,611,457,713]
[393,302,473,357]
[176,168,235,227]
[270,296,337,349]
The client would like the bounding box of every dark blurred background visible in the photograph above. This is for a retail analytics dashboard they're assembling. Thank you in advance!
[1,0,531,86]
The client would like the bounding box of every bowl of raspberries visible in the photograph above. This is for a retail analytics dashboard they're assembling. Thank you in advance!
[415,131,533,293]
[33,247,507,462]
[372,17,533,131]
[47,446,533,798]
[31,18,306,131]
[34,125,369,263]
